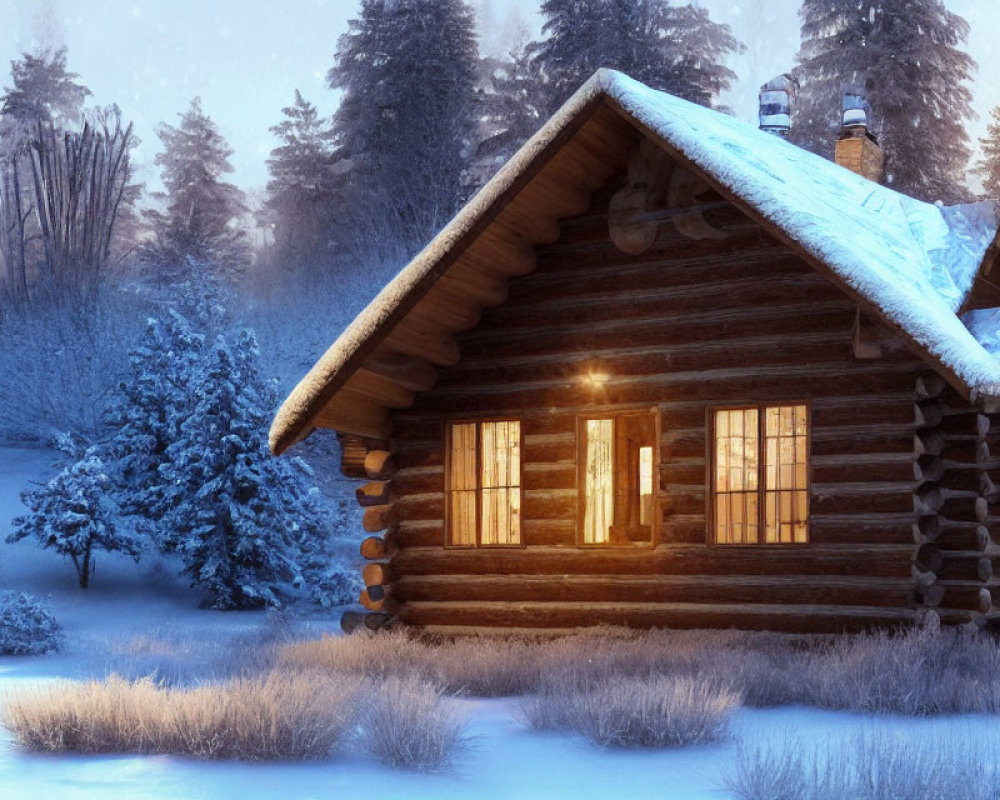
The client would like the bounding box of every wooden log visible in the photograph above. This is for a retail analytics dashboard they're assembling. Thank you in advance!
[915,514,940,541]
[393,573,915,608]
[363,612,396,631]
[343,369,415,409]
[315,398,390,440]
[339,434,390,479]
[361,536,398,560]
[916,373,946,400]
[912,564,937,588]
[365,450,397,480]
[341,611,367,635]
[359,589,398,613]
[383,326,460,366]
[366,350,439,392]
[366,584,388,602]
[914,429,947,457]
[935,585,994,614]
[356,481,391,507]
[363,504,396,533]
[914,486,943,515]
[938,469,995,496]
[363,563,392,587]
[941,439,990,466]
[939,413,990,439]
[397,600,915,634]
[935,554,993,582]
[915,543,943,574]
[937,494,988,524]
[934,525,990,552]
[914,453,943,483]
[390,544,915,579]
[917,584,946,607]
[915,399,944,429]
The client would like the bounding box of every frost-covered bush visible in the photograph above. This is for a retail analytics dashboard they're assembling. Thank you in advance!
[795,621,1000,715]
[0,591,60,655]
[358,675,466,770]
[725,732,1000,800]
[522,675,739,748]
[7,451,141,588]
[3,670,365,760]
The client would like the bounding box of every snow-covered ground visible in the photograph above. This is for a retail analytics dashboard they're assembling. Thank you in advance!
[3,446,1000,800]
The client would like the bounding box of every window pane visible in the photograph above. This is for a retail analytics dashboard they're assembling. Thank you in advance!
[638,445,654,526]
[764,404,809,544]
[450,491,477,546]
[480,421,521,545]
[448,423,477,544]
[714,408,759,544]
[584,419,614,544]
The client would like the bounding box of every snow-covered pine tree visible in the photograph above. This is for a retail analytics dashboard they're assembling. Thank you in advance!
[153,329,350,609]
[103,309,204,523]
[8,452,141,588]
[531,0,742,115]
[473,44,549,188]
[977,107,1000,202]
[328,0,479,252]
[144,98,249,278]
[793,0,975,203]
[264,90,337,271]
[1,46,90,126]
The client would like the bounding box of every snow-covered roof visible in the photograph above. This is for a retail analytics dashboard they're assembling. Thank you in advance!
[602,72,999,393]
[270,69,1000,454]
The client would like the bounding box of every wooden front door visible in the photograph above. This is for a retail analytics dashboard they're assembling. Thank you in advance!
[579,410,657,545]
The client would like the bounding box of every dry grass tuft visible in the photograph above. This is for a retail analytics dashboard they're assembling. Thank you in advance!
[357,675,467,770]
[726,731,1000,800]
[280,622,1000,717]
[3,669,364,760]
[522,675,739,748]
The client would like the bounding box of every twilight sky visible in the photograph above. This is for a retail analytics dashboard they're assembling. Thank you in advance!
[1,0,997,196]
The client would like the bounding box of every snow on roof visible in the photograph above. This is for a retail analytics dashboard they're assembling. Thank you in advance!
[271,70,1000,454]
[601,70,1000,395]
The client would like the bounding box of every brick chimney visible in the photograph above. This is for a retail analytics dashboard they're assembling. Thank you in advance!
[835,90,883,182]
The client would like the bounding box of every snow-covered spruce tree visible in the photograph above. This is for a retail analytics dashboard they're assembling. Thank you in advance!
[473,44,549,188]
[792,0,975,203]
[328,0,479,252]
[264,90,338,272]
[103,308,204,523]
[7,452,141,588]
[530,0,742,115]
[152,329,350,609]
[977,107,1000,202]
[143,98,249,279]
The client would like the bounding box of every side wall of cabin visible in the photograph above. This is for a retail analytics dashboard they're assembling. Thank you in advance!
[376,177,979,633]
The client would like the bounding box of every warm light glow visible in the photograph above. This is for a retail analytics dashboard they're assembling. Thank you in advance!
[582,371,611,389]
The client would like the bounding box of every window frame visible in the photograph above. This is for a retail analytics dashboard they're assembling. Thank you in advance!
[443,417,525,549]
[707,401,811,547]
[575,408,660,549]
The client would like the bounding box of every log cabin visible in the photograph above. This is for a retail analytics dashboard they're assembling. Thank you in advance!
[269,69,1000,635]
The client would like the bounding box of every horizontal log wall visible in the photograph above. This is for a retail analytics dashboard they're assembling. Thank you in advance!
[386,178,930,633]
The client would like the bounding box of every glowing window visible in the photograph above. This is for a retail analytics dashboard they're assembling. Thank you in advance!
[713,405,808,545]
[447,421,521,546]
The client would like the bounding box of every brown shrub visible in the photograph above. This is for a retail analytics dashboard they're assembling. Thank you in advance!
[357,675,467,770]
[3,669,364,760]
[522,675,740,748]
